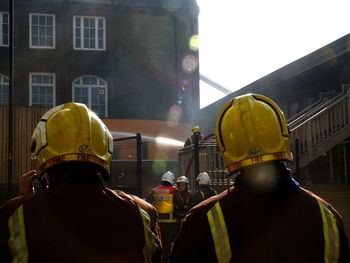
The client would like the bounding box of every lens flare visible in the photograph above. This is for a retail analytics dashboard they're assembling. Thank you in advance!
[182,55,198,73]
[189,35,199,51]
[168,105,182,122]
[152,160,167,174]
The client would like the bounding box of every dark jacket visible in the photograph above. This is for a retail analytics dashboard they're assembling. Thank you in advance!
[0,182,162,263]
[178,190,193,219]
[192,185,217,207]
[171,168,349,263]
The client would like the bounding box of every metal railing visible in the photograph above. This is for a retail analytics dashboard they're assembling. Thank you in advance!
[178,135,233,193]
[290,86,350,169]
[179,86,350,191]
[110,133,142,197]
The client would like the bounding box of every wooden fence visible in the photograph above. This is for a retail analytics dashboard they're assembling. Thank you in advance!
[0,107,48,183]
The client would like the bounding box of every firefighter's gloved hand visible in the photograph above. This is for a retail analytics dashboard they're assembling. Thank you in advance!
[20,170,37,197]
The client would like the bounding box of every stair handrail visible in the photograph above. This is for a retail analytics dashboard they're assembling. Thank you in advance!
[290,89,349,132]
[288,87,348,130]
[287,91,339,125]
[287,99,324,126]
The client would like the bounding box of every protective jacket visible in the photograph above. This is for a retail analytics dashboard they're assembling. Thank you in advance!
[178,190,193,219]
[171,171,349,263]
[146,185,184,223]
[0,182,162,263]
[146,184,184,263]
[192,185,217,207]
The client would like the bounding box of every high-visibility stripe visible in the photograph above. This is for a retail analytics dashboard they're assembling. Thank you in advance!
[138,206,158,263]
[38,153,109,175]
[227,151,293,174]
[207,202,232,263]
[317,200,340,263]
[200,191,205,200]
[8,205,29,263]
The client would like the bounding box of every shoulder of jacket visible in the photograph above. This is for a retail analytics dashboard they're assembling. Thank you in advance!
[0,196,24,220]
[106,188,157,215]
[299,187,343,219]
[190,194,222,215]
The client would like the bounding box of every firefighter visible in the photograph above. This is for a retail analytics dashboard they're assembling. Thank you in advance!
[192,172,217,207]
[176,176,193,219]
[0,102,162,263]
[171,94,349,262]
[146,171,184,263]
[184,126,204,147]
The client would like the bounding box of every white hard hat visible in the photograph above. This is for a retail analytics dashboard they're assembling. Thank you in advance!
[161,171,175,184]
[176,176,189,184]
[196,172,211,185]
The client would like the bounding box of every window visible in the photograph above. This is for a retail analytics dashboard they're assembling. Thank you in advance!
[30,73,55,107]
[0,12,9,46]
[30,13,55,48]
[72,76,107,117]
[73,16,105,50]
[0,74,9,105]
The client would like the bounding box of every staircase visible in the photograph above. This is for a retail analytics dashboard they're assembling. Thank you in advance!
[288,85,350,170]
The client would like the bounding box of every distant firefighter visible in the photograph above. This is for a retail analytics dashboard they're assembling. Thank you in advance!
[0,102,162,262]
[176,176,193,219]
[192,172,217,207]
[171,94,349,262]
[184,126,204,147]
[146,171,184,263]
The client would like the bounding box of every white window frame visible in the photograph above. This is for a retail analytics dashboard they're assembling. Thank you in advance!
[72,75,108,117]
[29,13,56,49]
[0,11,9,47]
[29,72,56,107]
[0,73,9,105]
[73,16,106,51]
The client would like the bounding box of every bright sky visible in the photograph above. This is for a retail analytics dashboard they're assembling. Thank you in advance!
[197,0,350,108]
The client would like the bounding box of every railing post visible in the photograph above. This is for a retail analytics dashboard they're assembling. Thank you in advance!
[294,139,300,182]
[193,132,200,190]
[136,133,142,197]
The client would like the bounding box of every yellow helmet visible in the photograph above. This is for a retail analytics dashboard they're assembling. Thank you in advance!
[215,94,293,175]
[191,126,201,133]
[31,102,113,175]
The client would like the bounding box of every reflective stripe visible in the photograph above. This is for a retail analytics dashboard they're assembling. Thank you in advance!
[200,191,205,200]
[38,153,109,175]
[8,205,29,263]
[227,151,292,174]
[138,206,158,263]
[317,200,340,263]
[207,202,232,263]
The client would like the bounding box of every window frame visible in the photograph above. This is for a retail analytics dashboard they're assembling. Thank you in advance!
[29,72,56,107]
[0,73,9,105]
[72,75,108,117]
[0,11,9,47]
[73,16,106,51]
[29,13,56,49]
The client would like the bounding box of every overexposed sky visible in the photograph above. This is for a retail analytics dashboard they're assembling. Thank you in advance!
[197,0,350,108]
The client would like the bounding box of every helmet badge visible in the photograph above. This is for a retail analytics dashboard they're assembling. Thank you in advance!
[79,145,89,153]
